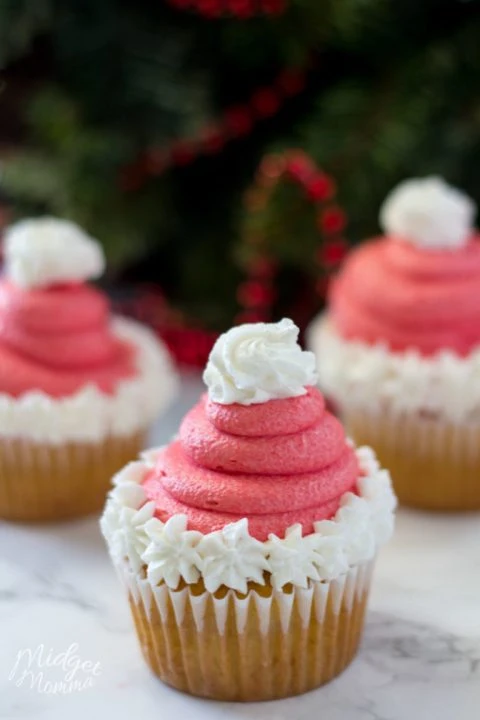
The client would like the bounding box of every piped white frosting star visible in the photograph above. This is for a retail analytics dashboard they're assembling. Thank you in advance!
[143,515,203,589]
[267,524,324,589]
[196,519,270,593]
[100,481,155,573]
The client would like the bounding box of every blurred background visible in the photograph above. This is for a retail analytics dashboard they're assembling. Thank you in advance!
[0,0,479,365]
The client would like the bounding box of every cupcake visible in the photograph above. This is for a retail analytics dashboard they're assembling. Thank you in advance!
[0,217,178,521]
[309,177,480,510]
[101,318,395,701]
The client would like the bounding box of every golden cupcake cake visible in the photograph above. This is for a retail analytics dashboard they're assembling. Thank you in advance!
[101,318,395,701]
[309,177,480,510]
[0,217,178,521]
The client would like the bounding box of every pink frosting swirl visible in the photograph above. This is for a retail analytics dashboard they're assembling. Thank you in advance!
[0,280,135,397]
[142,386,358,540]
[330,235,480,356]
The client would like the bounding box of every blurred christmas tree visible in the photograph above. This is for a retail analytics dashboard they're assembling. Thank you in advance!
[0,0,479,331]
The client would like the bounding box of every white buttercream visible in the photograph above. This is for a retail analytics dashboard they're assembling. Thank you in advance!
[309,316,480,423]
[195,519,270,593]
[379,177,476,250]
[266,524,346,590]
[4,217,106,289]
[0,317,178,443]
[100,444,395,591]
[100,464,156,574]
[143,516,203,589]
[203,318,318,405]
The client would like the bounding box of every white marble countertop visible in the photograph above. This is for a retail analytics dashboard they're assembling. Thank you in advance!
[1,373,480,720]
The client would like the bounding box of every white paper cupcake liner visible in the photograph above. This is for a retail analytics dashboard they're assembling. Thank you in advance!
[118,560,375,701]
[0,431,146,521]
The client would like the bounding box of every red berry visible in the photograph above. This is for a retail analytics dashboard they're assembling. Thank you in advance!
[285,154,313,183]
[197,0,222,16]
[224,106,253,136]
[261,0,286,15]
[237,280,275,308]
[170,140,196,166]
[319,206,347,234]
[228,0,254,17]
[251,88,280,118]
[317,239,349,266]
[307,173,335,202]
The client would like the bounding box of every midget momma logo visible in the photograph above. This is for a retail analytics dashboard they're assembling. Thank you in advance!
[9,643,101,694]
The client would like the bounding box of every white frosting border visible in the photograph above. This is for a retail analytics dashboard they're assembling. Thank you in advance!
[100,444,395,592]
[0,317,178,444]
[309,316,480,423]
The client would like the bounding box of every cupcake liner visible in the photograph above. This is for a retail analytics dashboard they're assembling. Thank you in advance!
[122,561,374,702]
[346,408,480,511]
[0,431,146,522]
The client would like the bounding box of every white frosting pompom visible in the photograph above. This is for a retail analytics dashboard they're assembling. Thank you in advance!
[379,176,476,250]
[4,216,105,289]
[203,318,318,405]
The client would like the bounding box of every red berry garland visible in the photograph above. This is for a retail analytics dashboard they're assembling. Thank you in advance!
[114,284,218,368]
[236,150,349,324]
[115,152,347,367]
[168,0,287,18]
[119,65,307,192]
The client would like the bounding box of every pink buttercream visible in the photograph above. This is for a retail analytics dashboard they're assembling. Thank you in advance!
[142,386,358,540]
[205,389,325,436]
[330,235,480,356]
[181,400,345,475]
[0,280,135,397]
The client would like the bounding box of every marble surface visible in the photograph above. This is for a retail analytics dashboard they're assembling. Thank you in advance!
[1,373,480,720]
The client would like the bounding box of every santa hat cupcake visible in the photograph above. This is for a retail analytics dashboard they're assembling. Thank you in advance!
[0,217,178,521]
[101,318,395,701]
[309,177,480,510]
